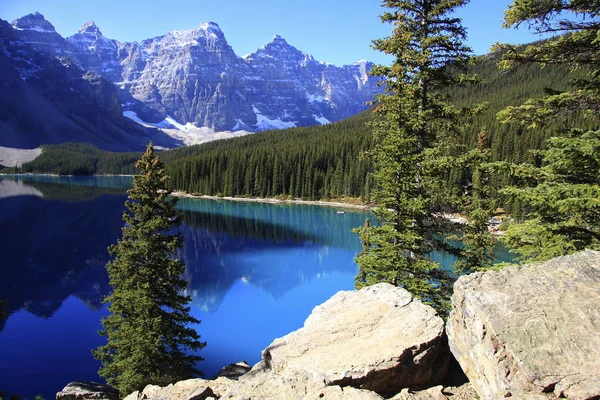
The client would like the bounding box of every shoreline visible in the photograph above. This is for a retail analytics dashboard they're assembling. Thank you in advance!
[0,174,504,233]
[171,191,372,210]
[0,172,136,177]
[0,173,371,210]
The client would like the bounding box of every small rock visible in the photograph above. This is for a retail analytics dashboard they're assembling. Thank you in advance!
[216,361,251,380]
[221,367,323,400]
[56,382,118,400]
[186,386,214,400]
[130,378,233,400]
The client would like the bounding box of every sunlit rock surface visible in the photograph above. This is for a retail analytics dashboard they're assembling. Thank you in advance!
[447,250,600,400]
[222,283,449,399]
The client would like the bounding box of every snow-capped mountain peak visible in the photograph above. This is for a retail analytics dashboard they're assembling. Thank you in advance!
[11,12,57,33]
[245,33,307,66]
[154,21,228,50]
[198,21,222,33]
[263,34,296,52]
[77,21,102,36]
[69,20,116,52]
[269,34,287,44]
[4,12,381,139]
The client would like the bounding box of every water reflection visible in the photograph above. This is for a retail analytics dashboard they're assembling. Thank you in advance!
[0,193,126,329]
[0,176,515,399]
[0,176,515,325]
[0,177,366,325]
[177,200,366,311]
[0,176,368,398]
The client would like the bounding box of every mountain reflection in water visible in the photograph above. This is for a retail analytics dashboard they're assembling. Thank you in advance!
[0,176,367,399]
[0,176,514,400]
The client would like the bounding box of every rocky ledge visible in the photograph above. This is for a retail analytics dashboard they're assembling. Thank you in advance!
[220,283,451,399]
[447,249,600,399]
[57,251,600,400]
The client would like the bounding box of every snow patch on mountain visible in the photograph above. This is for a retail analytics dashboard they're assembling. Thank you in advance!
[12,26,55,33]
[11,12,57,33]
[124,111,252,146]
[253,106,297,130]
[313,114,330,125]
[307,93,325,103]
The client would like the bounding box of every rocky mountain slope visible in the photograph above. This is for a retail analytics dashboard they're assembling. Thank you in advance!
[0,15,179,150]
[1,12,380,149]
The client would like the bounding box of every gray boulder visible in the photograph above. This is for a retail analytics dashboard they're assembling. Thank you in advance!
[222,283,449,399]
[56,382,118,400]
[122,378,234,400]
[447,250,600,399]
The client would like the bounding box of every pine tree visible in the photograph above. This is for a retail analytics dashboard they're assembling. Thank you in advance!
[492,0,600,261]
[354,0,478,314]
[453,131,495,274]
[93,144,205,395]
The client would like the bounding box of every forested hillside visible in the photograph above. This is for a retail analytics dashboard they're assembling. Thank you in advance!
[13,143,141,175]
[452,52,593,164]
[162,111,373,199]
[5,45,597,203]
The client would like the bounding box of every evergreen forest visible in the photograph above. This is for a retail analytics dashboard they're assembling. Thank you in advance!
[6,47,597,208]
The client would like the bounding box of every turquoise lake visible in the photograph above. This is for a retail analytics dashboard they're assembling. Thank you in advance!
[0,175,513,399]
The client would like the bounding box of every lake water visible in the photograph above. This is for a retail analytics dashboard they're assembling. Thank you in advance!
[0,176,513,399]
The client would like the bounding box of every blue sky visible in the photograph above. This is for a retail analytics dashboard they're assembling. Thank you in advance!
[0,0,552,66]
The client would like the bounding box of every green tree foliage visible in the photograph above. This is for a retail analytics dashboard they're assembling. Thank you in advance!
[162,111,373,200]
[93,144,205,395]
[497,129,600,261]
[353,0,479,313]
[11,143,141,176]
[492,0,600,261]
[453,131,496,274]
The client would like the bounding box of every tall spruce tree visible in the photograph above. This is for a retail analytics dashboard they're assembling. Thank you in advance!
[93,144,205,395]
[492,0,600,261]
[453,130,496,275]
[354,0,478,313]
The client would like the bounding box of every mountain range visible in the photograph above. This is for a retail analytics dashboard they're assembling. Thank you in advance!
[0,12,381,150]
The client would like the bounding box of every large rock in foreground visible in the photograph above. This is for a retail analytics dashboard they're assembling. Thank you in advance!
[447,250,600,399]
[223,283,450,399]
[56,382,118,400]
[123,377,234,400]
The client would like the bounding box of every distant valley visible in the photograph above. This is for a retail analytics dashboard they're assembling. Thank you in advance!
[0,12,380,150]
